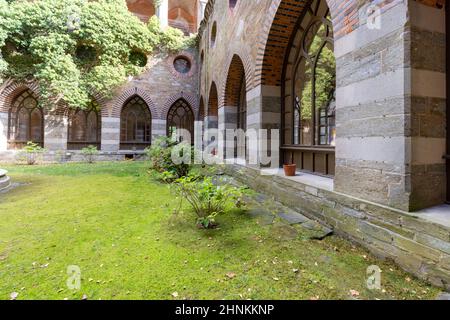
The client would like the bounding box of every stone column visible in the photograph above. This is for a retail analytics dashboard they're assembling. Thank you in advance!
[219,106,238,160]
[203,115,218,157]
[408,1,446,209]
[333,1,446,211]
[44,113,67,151]
[157,0,169,29]
[101,117,120,152]
[194,120,203,151]
[0,112,8,152]
[246,85,281,169]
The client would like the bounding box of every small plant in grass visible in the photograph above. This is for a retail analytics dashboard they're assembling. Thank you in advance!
[172,175,247,229]
[81,145,99,164]
[17,141,46,165]
[145,136,192,182]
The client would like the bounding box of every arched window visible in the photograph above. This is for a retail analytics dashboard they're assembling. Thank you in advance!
[167,99,194,145]
[211,22,217,47]
[229,0,238,10]
[120,96,152,150]
[282,0,336,176]
[8,89,43,149]
[68,101,101,150]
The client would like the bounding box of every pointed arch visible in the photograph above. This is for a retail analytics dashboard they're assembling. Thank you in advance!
[0,81,41,113]
[7,88,44,149]
[161,92,198,120]
[223,54,246,108]
[208,82,218,118]
[120,95,152,150]
[254,0,342,88]
[67,99,102,150]
[166,98,195,145]
[111,87,158,119]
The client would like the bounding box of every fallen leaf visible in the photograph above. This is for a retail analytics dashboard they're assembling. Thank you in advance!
[349,290,360,297]
[81,294,88,300]
[10,292,18,300]
[273,277,280,281]
[310,295,320,300]
[293,269,299,273]
[405,277,411,282]
[226,272,236,279]
[171,292,179,298]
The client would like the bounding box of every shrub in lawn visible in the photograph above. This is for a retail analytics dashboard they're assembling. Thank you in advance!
[17,141,46,165]
[81,145,100,164]
[172,175,247,229]
[146,136,192,182]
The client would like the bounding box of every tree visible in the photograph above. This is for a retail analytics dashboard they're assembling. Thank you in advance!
[0,0,194,110]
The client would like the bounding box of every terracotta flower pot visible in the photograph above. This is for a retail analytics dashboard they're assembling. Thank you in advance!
[283,164,297,177]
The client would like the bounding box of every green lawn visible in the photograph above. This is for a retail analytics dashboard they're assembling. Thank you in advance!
[0,162,441,300]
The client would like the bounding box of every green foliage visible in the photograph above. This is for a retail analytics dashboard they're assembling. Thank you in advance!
[0,0,196,109]
[17,141,46,165]
[299,25,336,120]
[172,175,246,228]
[147,16,197,53]
[146,136,192,182]
[81,145,99,163]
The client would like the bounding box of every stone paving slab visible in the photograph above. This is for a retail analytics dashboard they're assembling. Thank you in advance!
[277,211,310,225]
[436,292,450,300]
[218,174,334,240]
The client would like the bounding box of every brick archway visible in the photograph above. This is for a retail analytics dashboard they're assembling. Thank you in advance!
[254,0,346,88]
[161,92,198,120]
[110,87,158,119]
[223,54,246,108]
[207,82,218,118]
[220,49,254,108]
[0,81,41,113]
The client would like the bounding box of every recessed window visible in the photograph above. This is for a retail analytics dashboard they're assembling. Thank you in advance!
[229,0,238,10]
[173,56,192,74]
[211,22,217,47]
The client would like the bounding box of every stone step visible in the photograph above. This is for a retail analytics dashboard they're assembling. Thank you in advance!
[0,169,10,191]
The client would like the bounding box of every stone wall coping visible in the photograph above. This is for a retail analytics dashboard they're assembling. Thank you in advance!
[235,163,450,232]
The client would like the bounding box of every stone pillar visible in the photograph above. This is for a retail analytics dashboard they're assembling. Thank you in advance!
[246,85,281,168]
[203,115,218,156]
[152,119,167,141]
[333,1,445,211]
[44,113,67,151]
[0,112,8,151]
[101,117,120,152]
[408,1,446,209]
[334,2,411,210]
[219,106,238,159]
[157,0,169,29]
[194,120,203,151]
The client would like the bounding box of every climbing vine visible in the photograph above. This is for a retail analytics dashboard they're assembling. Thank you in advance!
[0,0,196,110]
